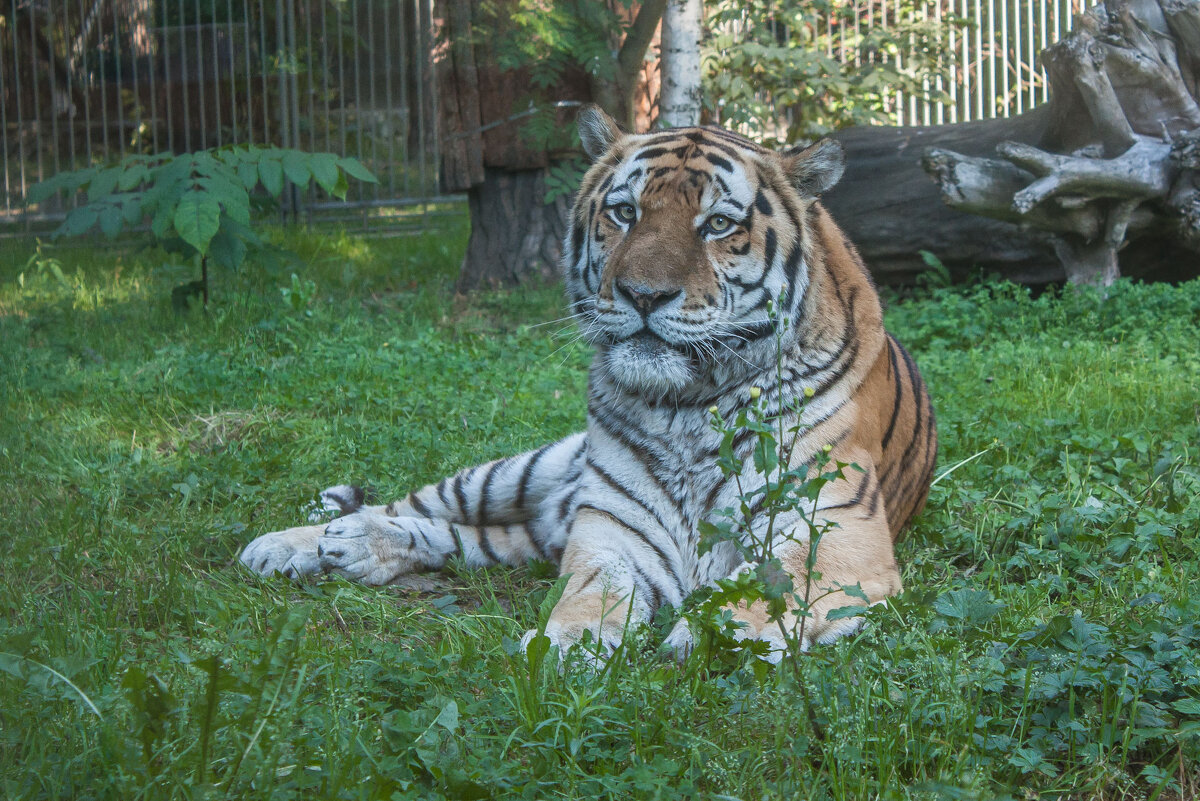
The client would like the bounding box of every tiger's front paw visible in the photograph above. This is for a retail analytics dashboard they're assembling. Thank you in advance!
[317,512,450,585]
[241,525,325,579]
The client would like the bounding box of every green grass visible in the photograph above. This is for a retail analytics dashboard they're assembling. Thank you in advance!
[1,220,1198,800]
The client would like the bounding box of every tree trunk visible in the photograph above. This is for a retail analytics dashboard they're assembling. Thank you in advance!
[916,0,1200,286]
[660,0,702,127]
[455,167,571,293]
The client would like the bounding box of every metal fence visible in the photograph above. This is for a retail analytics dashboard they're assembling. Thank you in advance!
[1,0,1102,231]
[1,0,450,231]
[881,0,1102,126]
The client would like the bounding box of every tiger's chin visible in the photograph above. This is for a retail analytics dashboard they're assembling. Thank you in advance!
[603,333,695,397]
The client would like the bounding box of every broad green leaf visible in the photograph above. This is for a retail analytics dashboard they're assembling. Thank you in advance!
[121,194,146,226]
[337,156,378,183]
[98,203,124,238]
[933,588,1001,625]
[27,173,66,204]
[173,192,222,255]
[309,153,340,195]
[58,205,98,237]
[236,160,258,191]
[258,156,283,197]
[117,163,149,191]
[208,223,248,271]
[281,151,310,189]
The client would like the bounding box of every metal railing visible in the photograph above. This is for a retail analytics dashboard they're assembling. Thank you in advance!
[864,0,1101,126]
[1,0,450,231]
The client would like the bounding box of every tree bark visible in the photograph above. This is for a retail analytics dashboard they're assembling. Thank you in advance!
[455,168,571,293]
[660,0,702,127]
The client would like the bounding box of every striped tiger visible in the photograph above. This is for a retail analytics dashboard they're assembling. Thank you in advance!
[240,106,937,660]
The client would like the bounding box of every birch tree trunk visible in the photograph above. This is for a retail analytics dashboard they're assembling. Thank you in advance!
[659,0,702,127]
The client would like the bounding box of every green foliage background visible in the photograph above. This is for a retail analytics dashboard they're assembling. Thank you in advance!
[1,221,1199,799]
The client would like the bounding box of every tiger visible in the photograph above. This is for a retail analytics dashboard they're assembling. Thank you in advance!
[240,105,937,661]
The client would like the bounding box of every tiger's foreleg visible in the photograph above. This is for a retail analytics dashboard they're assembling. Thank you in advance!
[667,457,902,662]
[520,507,690,659]
[240,433,587,582]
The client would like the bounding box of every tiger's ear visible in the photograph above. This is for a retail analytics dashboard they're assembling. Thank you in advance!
[577,105,622,162]
[783,138,845,198]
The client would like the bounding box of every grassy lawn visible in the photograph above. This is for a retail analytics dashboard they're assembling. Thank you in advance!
[1,217,1198,800]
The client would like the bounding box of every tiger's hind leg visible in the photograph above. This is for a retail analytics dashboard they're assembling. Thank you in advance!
[240,433,587,582]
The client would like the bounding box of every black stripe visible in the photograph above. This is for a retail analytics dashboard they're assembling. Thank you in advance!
[879,336,904,452]
[448,524,464,558]
[408,492,433,518]
[629,560,665,611]
[477,526,501,564]
[755,190,773,216]
[574,568,600,594]
[452,473,470,520]
[515,442,555,512]
[576,503,683,598]
[588,403,678,502]
[478,458,506,525]
[704,152,734,172]
[435,479,450,509]
[587,457,678,546]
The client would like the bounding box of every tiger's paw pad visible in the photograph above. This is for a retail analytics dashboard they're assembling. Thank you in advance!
[663,618,695,662]
[317,512,446,585]
[240,525,324,580]
[519,619,628,667]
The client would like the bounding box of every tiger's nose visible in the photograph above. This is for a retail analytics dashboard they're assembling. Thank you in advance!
[615,279,682,315]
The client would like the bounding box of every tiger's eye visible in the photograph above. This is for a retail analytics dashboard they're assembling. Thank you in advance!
[612,203,636,223]
[706,214,733,234]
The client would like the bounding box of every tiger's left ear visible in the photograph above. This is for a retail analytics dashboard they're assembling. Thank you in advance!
[783,139,845,198]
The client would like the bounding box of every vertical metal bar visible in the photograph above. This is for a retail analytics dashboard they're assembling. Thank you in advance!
[287,0,300,217]
[999,0,1009,117]
[420,0,434,195]
[178,0,191,150]
[366,0,378,208]
[194,0,208,148]
[320,0,330,156]
[305,0,315,224]
[210,0,223,147]
[111,0,126,158]
[1,20,12,215]
[76,0,96,168]
[242,0,254,143]
[351,0,364,219]
[397,0,409,194]
[415,0,427,191]
[65,0,79,168]
[338,0,347,163]
[10,0,27,218]
[1013,0,1022,114]
[47,0,63,178]
[128,0,142,154]
[383,0,395,198]
[162,0,176,152]
[28,0,45,183]
[959,0,969,121]
[225,0,236,142]
[275,0,288,217]
[1025,0,1034,109]
[258,0,271,144]
[1039,0,1048,104]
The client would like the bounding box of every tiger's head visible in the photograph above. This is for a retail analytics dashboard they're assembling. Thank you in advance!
[562,106,846,400]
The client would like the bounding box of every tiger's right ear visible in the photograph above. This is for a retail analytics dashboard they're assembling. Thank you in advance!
[577,105,622,162]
